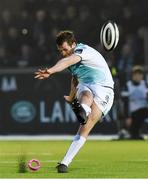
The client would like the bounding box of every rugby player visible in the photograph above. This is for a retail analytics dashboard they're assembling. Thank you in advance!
[35,30,114,173]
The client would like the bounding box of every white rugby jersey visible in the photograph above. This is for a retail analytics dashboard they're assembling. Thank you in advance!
[68,43,114,88]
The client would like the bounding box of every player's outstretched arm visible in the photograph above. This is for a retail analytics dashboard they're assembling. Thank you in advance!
[34,54,81,80]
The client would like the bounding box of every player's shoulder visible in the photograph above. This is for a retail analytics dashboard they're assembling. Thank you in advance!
[127,80,132,87]
[75,43,87,49]
[74,43,94,54]
[74,43,86,53]
[141,80,148,87]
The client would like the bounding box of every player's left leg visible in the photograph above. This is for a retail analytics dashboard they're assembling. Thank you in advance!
[57,101,102,173]
[70,90,93,125]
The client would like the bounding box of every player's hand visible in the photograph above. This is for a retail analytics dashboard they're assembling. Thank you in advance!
[64,95,72,103]
[64,95,74,103]
[34,68,50,80]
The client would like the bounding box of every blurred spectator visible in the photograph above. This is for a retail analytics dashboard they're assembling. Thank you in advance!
[120,65,148,140]
[0,46,9,67]
[0,29,6,47]
[117,43,134,86]
[19,10,34,45]
[33,9,50,39]
[34,32,50,66]
[17,44,34,67]
[5,26,21,61]
[0,9,14,33]
[23,0,49,15]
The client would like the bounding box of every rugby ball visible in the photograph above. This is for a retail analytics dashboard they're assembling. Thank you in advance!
[100,21,119,51]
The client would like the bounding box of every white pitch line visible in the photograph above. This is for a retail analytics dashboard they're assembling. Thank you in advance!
[128,159,148,162]
[0,135,119,140]
[0,159,85,164]
[0,152,52,156]
[0,135,148,140]
[0,160,58,164]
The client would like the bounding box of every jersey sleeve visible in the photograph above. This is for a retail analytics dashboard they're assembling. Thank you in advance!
[74,47,90,60]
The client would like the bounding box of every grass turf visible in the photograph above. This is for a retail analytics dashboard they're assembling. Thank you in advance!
[0,140,148,178]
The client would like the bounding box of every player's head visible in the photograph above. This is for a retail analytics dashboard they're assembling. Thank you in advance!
[56,30,77,57]
[132,65,144,82]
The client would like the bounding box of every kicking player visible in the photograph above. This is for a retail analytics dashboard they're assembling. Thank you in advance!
[34,30,114,173]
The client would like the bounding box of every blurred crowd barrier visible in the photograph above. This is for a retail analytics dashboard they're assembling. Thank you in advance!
[0,68,148,135]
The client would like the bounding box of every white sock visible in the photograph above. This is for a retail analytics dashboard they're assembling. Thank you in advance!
[81,103,91,116]
[61,135,86,166]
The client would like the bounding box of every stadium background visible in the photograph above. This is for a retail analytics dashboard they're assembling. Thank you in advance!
[0,0,148,135]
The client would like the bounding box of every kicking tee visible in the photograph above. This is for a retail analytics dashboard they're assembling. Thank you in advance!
[68,43,114,88]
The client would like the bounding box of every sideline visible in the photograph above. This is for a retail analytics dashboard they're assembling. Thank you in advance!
[0,135,119,141]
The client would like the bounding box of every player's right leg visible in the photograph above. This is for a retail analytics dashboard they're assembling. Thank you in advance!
[77,100,102,138]
[57,90,94,173]
[57,100,102,173]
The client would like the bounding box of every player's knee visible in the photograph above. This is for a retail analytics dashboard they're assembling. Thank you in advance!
[81,90,92,97]
[79,91,93,103]
[85,113,101,128]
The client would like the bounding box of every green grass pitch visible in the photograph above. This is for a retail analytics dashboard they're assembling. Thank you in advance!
[0,140,148,178]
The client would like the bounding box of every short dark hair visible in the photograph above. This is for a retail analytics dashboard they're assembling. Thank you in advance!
[132,65,144,74]
[56,30,76,46]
